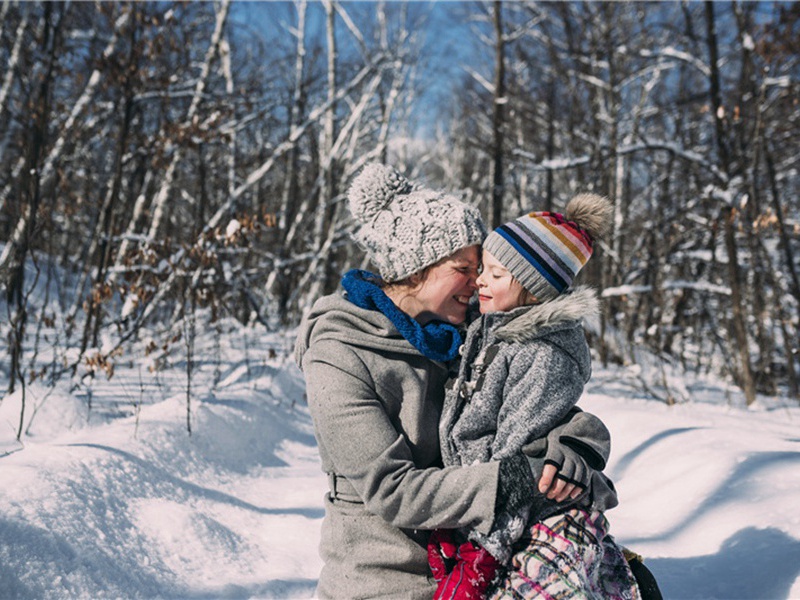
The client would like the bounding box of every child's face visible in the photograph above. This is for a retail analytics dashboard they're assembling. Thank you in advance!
[476,250,528,313]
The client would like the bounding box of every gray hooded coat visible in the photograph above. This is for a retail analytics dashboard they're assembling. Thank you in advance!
[439,287,614,562]
[295,293,501,600]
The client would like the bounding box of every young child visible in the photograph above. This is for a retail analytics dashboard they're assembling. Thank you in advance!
[428,194,642,600]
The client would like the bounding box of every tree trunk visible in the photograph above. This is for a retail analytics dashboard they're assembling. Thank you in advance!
[722,206,756,405]
[304,0,338,306]
[0,8,29,116]
[0,7,128,284]
[81,10,140,356]
[144,0,230,243]
[704,1,730,172]
[6,3,60,395]
[490,0,505,229]
[264,0,307,322]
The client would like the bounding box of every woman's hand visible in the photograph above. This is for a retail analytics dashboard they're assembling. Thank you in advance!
[538,463,584,502]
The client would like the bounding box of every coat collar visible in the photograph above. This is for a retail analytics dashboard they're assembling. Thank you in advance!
[488,286,600,344]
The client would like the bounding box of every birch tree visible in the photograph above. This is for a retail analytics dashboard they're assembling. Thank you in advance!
[490,0,506,229]
[4,3,64,395]
[143,0,231,244]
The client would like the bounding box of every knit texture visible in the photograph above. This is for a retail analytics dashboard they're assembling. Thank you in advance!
[348,163,486,282]
[341,269,463,362]
[483,193,611,301]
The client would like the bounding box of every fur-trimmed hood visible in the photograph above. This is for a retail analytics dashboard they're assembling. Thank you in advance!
[493,286,599,344]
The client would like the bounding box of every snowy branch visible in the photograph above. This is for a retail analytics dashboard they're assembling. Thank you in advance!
[602,281,732,297]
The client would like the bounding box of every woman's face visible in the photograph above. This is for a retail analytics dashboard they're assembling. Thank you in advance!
[409,245,481,325]
[476,249,527,313]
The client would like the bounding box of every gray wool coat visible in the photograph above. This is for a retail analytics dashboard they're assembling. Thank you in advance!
[439,286,611,562]
[295,293,501,600]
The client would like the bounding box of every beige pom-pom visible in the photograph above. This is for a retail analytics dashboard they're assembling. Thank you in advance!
[565,193,613,241]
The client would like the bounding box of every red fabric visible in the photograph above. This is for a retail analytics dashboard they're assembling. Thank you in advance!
[428,530,502,600]
[428,529,459,583]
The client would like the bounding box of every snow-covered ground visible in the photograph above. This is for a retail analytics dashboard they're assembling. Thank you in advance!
[1,323,799,599]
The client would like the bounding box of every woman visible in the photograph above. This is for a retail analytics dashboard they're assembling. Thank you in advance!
[294,163,606,599]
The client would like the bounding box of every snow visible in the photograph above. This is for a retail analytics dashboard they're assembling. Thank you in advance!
[602,280,732,298]
[2,323,800,599]
[226,218,242,240]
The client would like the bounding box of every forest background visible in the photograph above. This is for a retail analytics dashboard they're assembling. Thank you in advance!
[1,0,799,435]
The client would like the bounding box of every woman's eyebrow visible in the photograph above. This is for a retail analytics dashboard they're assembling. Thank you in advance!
[452,259,478,268]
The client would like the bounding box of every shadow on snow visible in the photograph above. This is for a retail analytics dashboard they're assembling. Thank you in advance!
[649,526,800,600]
[62,442,324,519]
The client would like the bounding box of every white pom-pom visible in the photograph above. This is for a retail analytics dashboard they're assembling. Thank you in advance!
[348,163,413,222]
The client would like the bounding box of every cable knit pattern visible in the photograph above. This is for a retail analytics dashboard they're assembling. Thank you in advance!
[348,162,417,221]
[348,163,486,282]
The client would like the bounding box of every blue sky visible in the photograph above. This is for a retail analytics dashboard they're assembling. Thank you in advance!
[228,1,490,136]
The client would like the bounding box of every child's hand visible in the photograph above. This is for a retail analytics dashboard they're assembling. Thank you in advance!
[538,463,584,502]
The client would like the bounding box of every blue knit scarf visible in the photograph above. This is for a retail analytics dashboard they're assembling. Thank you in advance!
[341,269,463,362]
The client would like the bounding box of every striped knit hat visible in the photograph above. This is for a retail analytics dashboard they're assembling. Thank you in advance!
[483,193,612,301]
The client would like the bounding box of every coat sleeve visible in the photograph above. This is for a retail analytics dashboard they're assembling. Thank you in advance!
[468,342,588,561]
[303,339,500,535]
[491,340,586,459]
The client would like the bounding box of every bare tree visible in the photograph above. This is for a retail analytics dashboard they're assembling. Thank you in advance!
[2,1,797,412]
[490,0,506,229]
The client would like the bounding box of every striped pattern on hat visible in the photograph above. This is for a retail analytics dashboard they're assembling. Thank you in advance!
[483,211,594,301]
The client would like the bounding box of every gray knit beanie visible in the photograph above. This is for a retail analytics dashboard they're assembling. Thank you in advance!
[348,163,487,282]
[483,193,613,301]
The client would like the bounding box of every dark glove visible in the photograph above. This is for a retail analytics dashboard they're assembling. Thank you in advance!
[589,471,619,511]
[552,407,611,470]
[496,409,611,518]
[522,407,611,490]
